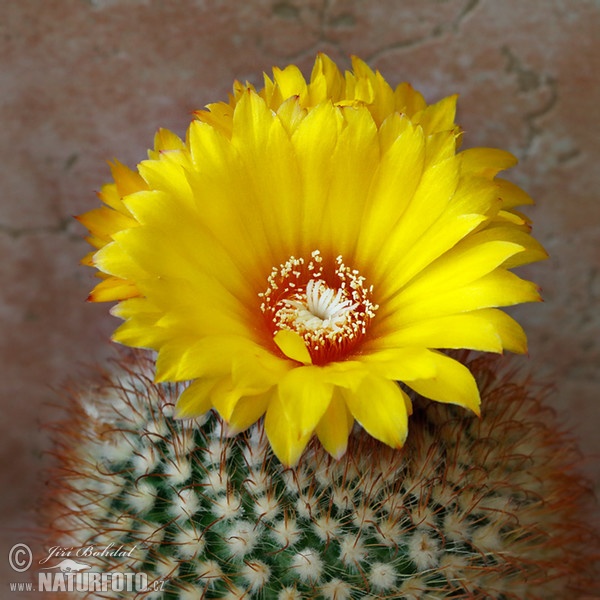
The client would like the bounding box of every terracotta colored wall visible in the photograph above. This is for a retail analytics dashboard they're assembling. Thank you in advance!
[2,0,598,590]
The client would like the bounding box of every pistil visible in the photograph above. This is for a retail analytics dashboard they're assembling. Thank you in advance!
[259,251,378,364]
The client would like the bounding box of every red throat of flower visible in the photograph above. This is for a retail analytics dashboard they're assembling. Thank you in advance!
[259,250,378,365]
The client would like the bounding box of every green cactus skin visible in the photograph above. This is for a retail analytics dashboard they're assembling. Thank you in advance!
[43,352,598,599]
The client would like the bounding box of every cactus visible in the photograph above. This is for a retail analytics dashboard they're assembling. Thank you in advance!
[43,351,598,599]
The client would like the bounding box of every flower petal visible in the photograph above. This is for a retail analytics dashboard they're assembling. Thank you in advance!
[154,336,265,382]
[356,118,425,265]
[394,270,541,323]
[376,309,528,354]
[211,352,290,423]
[264,392,312,467]
[407,352,481,415]
[227,390,273,435]
[315,390,354,459]
[274,329,312,365]
[359,347,438,381]
[374,155,461,290]
[88,277,140,303]
[175,378,217,418]
[276,367,334,438]
[343,375,409,449]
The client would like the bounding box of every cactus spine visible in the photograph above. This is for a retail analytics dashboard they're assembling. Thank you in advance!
[44,352,598,599]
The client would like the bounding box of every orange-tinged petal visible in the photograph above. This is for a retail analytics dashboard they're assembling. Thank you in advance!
[76,207,137,243]
[109,159,148,198]
[88,277,140,302]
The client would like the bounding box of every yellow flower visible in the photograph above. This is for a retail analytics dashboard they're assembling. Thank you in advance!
[79,54,547,465]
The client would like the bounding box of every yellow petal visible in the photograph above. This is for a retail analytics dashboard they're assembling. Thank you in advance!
[212,352,289,422]
[211,375,271,424]
[175,378,216,418]
[227,390,273,435]
[407,352,481,415]
[231,90,303,256]
[274,329,312,365]
[277,367,334,437]
[309,52,345,105]
[320,106,379,256]
[375,309,527,354]
[316,390,354,459]
[111,298,166,349]
[375,155,461,288]
[194,102,234,138]
[76,206,137,243]
[359,347,438,381]
[415,94,458,136]
[319,361,370,390]
[264,391,312,467]
[395,269,541,323]
[496,177,534,208]
[394,81,427,117]
[272,64,309,104]
[93,239,149,281]
[150,127,186,156]
[460,147,517,178]
[356,119,425,265]
[390,237,527,307]
[154,336,263,382]
[137,152,194,206]
[343,375,409,449]
[290,100,343,252]
[109,159,148,198]
[379,213,488,294]
[479,224,549,269]
[88,277,140,302]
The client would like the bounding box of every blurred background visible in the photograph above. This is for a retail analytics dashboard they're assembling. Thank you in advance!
[1,0,598,591]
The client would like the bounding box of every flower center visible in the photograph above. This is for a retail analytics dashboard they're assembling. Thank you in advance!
[259,250,378,365]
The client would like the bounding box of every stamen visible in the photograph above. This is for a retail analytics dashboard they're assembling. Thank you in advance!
[259,250,378,365]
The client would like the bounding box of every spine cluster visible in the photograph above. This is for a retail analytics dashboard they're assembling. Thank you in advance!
[44,353,598,599]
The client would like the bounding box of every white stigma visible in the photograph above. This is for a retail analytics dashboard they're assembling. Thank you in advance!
[259,250,378,363]
[284,279,358,332]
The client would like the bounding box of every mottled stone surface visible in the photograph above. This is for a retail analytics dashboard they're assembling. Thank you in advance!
[1,0,598,592]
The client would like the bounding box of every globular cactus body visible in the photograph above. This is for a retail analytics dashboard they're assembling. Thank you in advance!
[44,353,598,599]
